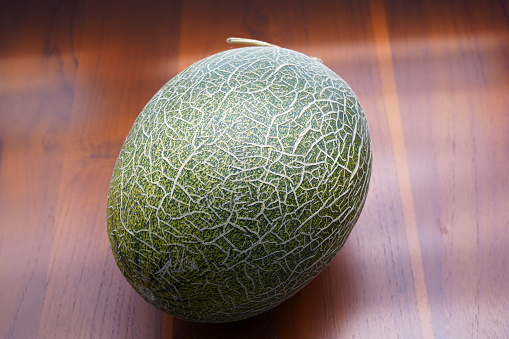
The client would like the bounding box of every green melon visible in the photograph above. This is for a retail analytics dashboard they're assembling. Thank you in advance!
[107,39,372,323]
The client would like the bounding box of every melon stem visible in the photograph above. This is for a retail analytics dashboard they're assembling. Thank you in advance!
[226,37,323,63]
[226,37,279,47]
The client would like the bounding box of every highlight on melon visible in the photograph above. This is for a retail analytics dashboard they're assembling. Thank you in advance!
[107,37,372,323]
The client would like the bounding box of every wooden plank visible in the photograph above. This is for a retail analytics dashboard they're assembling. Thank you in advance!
[369,0,433,337]
[384,0,509,337]
[0,1,77,337]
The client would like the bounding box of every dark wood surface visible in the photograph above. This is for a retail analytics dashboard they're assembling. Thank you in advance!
[1,0,508,338]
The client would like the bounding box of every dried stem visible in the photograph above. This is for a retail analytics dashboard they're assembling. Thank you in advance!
[226,37,279,47]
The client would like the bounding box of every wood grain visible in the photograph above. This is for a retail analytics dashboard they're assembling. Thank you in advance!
[1,0,508,338]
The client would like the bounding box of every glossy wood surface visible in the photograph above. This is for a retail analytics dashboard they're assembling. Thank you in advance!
[1,0,508,338]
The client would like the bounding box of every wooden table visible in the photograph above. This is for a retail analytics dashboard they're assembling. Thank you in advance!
[1,0,508,337]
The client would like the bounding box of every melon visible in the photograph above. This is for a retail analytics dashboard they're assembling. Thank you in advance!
[107,38,372,323]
